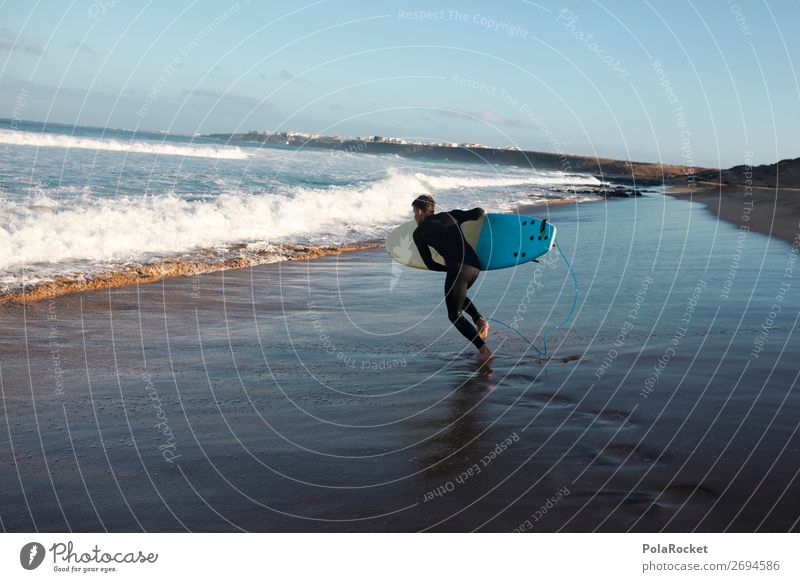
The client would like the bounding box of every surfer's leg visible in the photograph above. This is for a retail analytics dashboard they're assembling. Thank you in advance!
[445,269,485,350]
[462,297,481,321]
[462,269,489,340]
[461,267,481,320]
[462,297,489,340]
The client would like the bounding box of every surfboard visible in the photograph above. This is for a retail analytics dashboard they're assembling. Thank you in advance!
[386,213,556,271]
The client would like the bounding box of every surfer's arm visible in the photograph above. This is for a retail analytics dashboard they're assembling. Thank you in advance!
[451,207,485,224]
[413,229,446,272]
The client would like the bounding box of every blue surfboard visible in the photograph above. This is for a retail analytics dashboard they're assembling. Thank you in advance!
[386,213,557,271]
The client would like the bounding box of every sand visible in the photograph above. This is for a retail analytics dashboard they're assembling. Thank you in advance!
[1,194,798,532]
[668,182,800,246]
[0,243,382,306]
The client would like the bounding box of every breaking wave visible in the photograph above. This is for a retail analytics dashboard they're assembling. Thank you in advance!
[0,129,249,159]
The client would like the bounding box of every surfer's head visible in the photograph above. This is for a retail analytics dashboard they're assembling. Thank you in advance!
[412,194,435,224]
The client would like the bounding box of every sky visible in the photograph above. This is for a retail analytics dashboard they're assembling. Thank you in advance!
[0,0,798,168]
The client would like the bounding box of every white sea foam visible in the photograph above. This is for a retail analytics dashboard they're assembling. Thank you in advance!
[412,171,603,190]
[0,172,423,278]
[0,167,605,276]
[0,151,607,291]
[0,129,249,159]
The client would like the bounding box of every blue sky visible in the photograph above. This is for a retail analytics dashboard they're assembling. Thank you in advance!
[1,0,798,167]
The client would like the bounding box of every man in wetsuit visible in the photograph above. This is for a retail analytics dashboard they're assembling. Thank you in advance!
[411,194,493,361]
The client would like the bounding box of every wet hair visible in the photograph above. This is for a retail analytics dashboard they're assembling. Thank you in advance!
[412,194,435,214]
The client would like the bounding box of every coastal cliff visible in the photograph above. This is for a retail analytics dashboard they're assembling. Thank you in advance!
[206,131,703,184]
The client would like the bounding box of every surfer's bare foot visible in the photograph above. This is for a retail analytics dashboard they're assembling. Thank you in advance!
[476,317,490,340]
[475,345,494,362]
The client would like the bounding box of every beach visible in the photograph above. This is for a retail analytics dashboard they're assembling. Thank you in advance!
[2,193,798,532]
[668,182,800,245]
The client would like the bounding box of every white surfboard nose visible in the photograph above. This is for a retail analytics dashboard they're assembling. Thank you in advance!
[548,225,558,252]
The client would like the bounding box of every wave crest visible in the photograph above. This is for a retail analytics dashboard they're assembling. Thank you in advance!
[412,171,602,190]
[0,129,248,159]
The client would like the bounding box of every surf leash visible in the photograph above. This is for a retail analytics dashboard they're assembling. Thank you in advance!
[486,239,578,357]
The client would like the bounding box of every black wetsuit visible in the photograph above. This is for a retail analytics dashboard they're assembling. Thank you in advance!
[413,208,486,350]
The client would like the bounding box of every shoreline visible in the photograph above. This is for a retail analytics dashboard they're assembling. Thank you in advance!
[0,242,382,305]
[0,198,605,306]
[5,182,797,306]
[666,181,800,245]
[0,196,600,310]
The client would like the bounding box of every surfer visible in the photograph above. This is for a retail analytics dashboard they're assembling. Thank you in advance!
[411,195,493,361]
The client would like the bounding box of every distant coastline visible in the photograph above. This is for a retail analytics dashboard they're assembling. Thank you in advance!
[206,130,702,185]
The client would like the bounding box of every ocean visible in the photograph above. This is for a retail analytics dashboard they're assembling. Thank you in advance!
[0,119,610,295]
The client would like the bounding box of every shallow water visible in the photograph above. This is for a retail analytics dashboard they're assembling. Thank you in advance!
[1,194,798,532]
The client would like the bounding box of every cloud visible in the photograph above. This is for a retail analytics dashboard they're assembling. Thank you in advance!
[434,107,547,131]
[0,75,114,100]
[0,27,45,56]
[68,40,99,62]
[436,109,504,124]
[181,88,269,109]
[68,40,98,57]
[260,69,311,84]
[0,76,145,122]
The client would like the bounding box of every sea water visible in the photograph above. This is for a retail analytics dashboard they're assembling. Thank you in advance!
[0,119,610,293]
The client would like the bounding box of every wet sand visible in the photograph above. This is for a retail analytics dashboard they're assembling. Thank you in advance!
[668,182,800,245]
[0,242,383,305]
[1,194,799,532]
